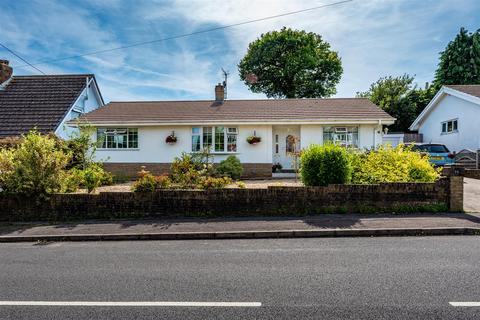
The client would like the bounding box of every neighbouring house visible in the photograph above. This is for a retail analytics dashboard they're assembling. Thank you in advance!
[410,85,480,152]
[0,59,104,139]
[73,84,395,178]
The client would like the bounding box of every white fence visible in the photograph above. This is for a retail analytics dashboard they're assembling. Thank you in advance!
[382,133,423,147]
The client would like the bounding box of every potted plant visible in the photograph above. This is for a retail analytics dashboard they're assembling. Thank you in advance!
[272,162,283,173]
[246,135,261,145]
[165,132,177,144]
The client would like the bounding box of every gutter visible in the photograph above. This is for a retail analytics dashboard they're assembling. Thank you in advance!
[67,119,397,128]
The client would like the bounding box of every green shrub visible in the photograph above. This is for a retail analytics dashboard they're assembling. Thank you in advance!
[63,168,84,193]
[198,176,232,189]
[236,181,246,189]
[155,175,171,189]
[0,148,15,192]
[300,144,352,186]
[132,173,158,192]
[0,131,71,197]
[132,172,172,192]
[63,126,98,170]
[351,145,440,184]
[216,156,243,180]
[62,164,112,193]
[171,152,213,188]
[82,165,106,193]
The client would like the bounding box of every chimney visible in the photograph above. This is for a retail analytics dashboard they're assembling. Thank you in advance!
[0,60,13,85]
[215,83,224,102]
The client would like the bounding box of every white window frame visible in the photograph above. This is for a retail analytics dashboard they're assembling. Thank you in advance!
[97,128,139,150]
[441,119,458,134]
[191,126,238,153]
[323,126,359,148]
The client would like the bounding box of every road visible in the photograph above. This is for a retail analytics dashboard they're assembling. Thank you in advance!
[0,237,479,319]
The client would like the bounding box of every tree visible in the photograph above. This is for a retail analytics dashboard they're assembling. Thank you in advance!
[238,27,342,98]
[357,75,435,132]
[434,27,480,86]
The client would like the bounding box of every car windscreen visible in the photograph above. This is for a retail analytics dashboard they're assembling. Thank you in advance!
[413,145,449,153]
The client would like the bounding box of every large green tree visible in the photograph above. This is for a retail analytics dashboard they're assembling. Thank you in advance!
[358,75,435,132]
[434,27,480,86]
[238,27,342,98]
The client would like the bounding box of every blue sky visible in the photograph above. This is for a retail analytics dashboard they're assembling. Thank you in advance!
[1,0,479,102]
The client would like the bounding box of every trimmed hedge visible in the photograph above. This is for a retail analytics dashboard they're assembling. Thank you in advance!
[300,144,352,186]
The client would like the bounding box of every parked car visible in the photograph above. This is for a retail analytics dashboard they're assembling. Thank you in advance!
[407,143,455,166]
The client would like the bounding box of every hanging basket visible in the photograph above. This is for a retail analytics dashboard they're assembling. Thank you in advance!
[165,135,177,144]
[246,136,261,145]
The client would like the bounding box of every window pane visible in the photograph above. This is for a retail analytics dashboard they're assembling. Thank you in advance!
[192,127,200,135]
[128,129,138,148]
[447,121,453,132]
[106,134,115,148]
[115,132,127,148]
[286,135,295,153]
[442,123,447,133]
[323,127,334,143]
[96,129,106,148]
[215,126,225,152]
[227,133,237,152]
[203,127,212,150]
[351,132,359,147]
[453,120,458,131]
[323,126,358,147]
[192,135,201,152]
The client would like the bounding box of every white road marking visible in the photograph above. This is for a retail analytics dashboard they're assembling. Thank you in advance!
[449,302,480,307]
[0,301,261,307]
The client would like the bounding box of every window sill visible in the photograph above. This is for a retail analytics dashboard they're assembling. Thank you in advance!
[97,148,140,151]
[441,130,458,135]
[192,151,239,155]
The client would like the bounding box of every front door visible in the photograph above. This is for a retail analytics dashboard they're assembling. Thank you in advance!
[272,126,300,170]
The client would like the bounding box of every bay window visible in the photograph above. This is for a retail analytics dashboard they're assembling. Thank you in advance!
[323,126,358,147]
[97,128,138,149]
[192,126,238,153]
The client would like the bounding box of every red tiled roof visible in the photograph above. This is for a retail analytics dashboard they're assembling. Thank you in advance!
[80,98,394,124]
[0,74,91,137]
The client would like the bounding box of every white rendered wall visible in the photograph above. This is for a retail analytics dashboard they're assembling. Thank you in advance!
[418,94,480,152]
[94,125,272,164]
[95,123,384,165]
[56,83,102,139]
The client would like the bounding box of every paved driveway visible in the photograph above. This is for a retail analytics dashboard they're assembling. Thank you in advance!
[464,178,480,212]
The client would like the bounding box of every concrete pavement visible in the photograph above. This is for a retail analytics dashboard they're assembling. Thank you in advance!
[0,213,480,242]
[465,178,480,213]
[0,237,479,319]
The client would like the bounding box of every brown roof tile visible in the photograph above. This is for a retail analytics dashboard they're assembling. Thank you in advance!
[0,74,91,137]
[80,98,394,124]
[445,85,480,98]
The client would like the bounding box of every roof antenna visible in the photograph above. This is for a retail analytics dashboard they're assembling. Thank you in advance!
[221,68,229,99]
